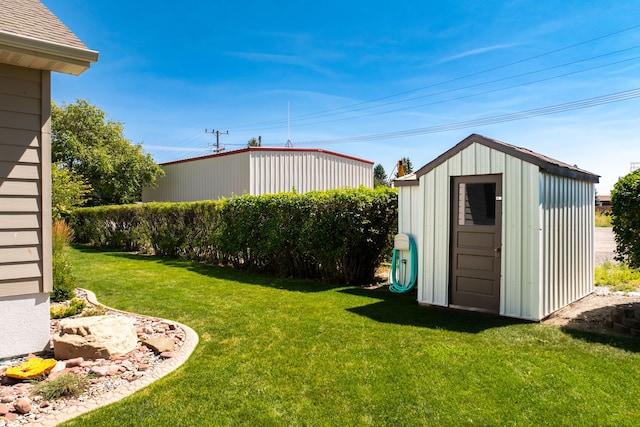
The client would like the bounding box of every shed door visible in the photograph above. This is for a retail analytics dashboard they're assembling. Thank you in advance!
[450,175,502,313]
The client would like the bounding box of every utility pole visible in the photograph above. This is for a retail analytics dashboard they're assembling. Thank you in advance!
[285,102,293,147]
[205,129,228,154]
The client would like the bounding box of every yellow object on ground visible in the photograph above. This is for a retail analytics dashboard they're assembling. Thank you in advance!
[5,357,57,380]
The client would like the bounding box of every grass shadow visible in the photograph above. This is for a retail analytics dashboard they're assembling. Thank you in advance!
[72,245,349,293]
[341,286,527,334]
[561,328,640,353]
[559,302,640,353]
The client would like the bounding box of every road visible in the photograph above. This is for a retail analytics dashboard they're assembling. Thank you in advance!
[595,227,616,265]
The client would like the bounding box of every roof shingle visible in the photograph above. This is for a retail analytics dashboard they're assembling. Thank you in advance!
[0,0,88,50]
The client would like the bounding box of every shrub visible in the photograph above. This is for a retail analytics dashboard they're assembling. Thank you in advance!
[211,187,397,284]
[51,220,76,302]
[31,373,91,400]
[594,260,640,293]
[50,298,87,319]
[611,169,640,268]
[70,188,398,285]
[594,211,612,227]
[70,201,223,261]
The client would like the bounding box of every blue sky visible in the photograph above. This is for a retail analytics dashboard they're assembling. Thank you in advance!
[45,0,640,194]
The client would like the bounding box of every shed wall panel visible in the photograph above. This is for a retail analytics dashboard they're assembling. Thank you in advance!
[397,183,423,298]
[415,142,542,318]
[539,173,594,318]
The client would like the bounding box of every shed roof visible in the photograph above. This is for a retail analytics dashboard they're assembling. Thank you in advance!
[161,147,375,167]
[395,134,599,186]
[0,0,98,75]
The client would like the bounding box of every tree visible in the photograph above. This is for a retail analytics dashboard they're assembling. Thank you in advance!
[611,169,640,268]
[247,137,261,147]
[51,99,163,205]
[51,163,92,220]
[373,163,389,187]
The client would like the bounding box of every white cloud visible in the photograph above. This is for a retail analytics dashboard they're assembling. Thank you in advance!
[437,44,517,64]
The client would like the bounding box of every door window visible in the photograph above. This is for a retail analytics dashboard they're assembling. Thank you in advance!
[458,183,496,226]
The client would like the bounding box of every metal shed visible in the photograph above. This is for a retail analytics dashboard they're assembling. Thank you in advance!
[142,147,374,202]
[395,134,599,321]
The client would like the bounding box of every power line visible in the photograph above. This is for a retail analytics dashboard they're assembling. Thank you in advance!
[225,23,640,130]
[270,53,640,129]
[296,87,640,145]
[237,48,640,132]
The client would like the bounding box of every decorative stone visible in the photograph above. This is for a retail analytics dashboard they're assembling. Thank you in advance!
[4,412,18,421]
[613,322,630,333]
[53,316,138,360]
[90,366,110,377]
[14,397,32,414]
[622,317,640,329]
[50,361,66,374]
[142,337,175,354]
[66,357,84,368]
[0,402,8,415]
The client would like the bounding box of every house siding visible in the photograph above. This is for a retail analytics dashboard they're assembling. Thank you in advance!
[0,62,51,358]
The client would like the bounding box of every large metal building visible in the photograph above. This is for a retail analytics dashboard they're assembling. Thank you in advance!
[142,147,374,202]
[395,134,599,321]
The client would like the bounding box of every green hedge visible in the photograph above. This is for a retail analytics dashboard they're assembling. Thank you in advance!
[70,187,397,285]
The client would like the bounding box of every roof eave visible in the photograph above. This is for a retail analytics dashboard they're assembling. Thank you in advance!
[0,30,98,75]
[414,134,600,183]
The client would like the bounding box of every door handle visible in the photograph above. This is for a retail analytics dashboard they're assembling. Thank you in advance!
[494,247,501,258]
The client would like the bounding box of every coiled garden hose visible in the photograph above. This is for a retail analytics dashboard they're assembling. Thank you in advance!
[390,234,417,293]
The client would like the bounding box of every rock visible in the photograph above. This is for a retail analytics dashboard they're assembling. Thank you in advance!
[53,316,138,360]
[14,397,32,414]
[50,361,66,374]
[65,357,84,368]
[160,352,175,359]
[141,337,175,354]
[0,402,8,415]
[4,412,18,421]
[90,366,110,377]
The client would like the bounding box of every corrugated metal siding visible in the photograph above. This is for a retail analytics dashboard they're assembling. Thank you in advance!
[539,173,594,318]
[249,150,372,195]
[398,183,423,294]
[143,151,251,202]
[0,63,49,298]
[144,149,373,202]
[414,142,543,319]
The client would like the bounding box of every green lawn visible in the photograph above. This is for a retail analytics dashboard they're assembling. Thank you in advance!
[62,246,640,426]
